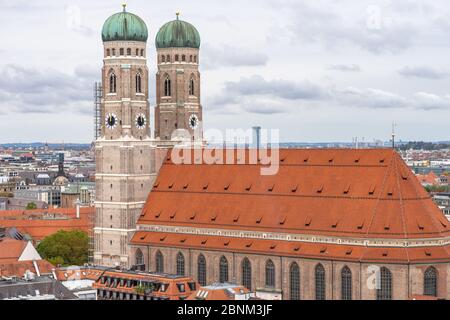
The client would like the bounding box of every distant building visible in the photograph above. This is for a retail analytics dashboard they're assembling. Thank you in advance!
[0,277,77,300]
[187,283,254,300]
[0,207,93,243]
[0,238,54,278]
[55,266,103,300]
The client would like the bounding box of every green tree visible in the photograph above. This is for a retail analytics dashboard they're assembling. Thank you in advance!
[37,230,88,266]
[26,202,37,210]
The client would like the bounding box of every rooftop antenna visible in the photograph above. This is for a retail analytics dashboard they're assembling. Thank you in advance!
[391,121,397,149]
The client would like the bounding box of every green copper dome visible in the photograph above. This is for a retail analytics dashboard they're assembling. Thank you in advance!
[155,15,200,49]
[102,6,148,42]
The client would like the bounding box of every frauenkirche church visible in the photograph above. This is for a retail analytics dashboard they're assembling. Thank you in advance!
[94,6,449,300]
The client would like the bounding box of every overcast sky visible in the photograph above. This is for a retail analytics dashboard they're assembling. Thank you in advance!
[0,0,449,143]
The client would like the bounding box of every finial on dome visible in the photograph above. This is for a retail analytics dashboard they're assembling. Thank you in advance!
[122,3,127,12]
[176,12,180,20]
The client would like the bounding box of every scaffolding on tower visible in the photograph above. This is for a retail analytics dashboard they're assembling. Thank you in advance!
[94,82,102,141]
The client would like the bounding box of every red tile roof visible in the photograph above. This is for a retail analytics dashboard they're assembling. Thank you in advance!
[0,238,55,277]
[416,172,439,186]
[93,270,198,300]
[187,284,251,300]
[0,207,92,241]
[138,149,449,239]
[134,149,450,263]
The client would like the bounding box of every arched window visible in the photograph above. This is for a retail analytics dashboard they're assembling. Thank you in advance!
[265,260,275,288]
[194,55,197,63]
[119,48,124,56]
[189,78,195,96]
[176,252,185,276]
[155,250,164,273]
[136,48,139,56]
[341,266,352,300]
[175,54,179,62]
[109,73,116,93]
[182,54,186,61]
[219,256,229,283]
[198,254,207,286]
[162,55,166,63]
[126,48,131,56]
[135,249,144,266]
[140,49,144,56]
[164,76,171,96]
[424,267,437,297]
[315,264,326,300]
[112,48,116,56]
[289,262,300,300]
[166,55,170,62]
[106,49,110,56]
[135,73,142,93]
[241,258,252,290]
[190,55,193,62]
[376,267,392,300]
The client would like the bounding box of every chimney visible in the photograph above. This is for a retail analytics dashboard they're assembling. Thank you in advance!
[75,199,82,219]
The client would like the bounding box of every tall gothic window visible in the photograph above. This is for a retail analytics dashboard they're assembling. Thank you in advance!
[315,264,326,300]
[189,78,195,96]
[136,73,142,93]
[155,250,164,273]
[182,54,186,61]
[162,55,166,63]
[166,55,170,62]
[289,262,300,300]
[119,48,124,56]
[219,256,229,283]
[341,266,352,300]
[109,73,116,93]
[127,48,131,55]
[176,252,185,276]
[135,249,144,266]
[164,76,171,96]
[265,260,275,288]
[376,267,392,300]
[175,54,179,61]
[424,267,437,297]
[241,258,252,291]
[198,254,207,286]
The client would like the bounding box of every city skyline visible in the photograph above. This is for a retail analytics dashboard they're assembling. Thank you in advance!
[1,0,450,143]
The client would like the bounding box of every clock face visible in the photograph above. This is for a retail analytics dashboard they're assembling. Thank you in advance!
[135,114,146,130]
[189,114,199,129]
[105,113,118,130]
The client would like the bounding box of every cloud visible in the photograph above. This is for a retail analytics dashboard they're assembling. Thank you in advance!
[223,75,326,100]
[398,66,449,79]
[327,64,361,72]
[272,1,450,54]
[336,87,408,109]
[0,64,97,115]
[412,92,450,110]
[202,44,268,70]
[206,74,450,114]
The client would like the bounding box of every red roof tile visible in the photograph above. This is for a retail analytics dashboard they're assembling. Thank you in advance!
[138,149,449,239]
